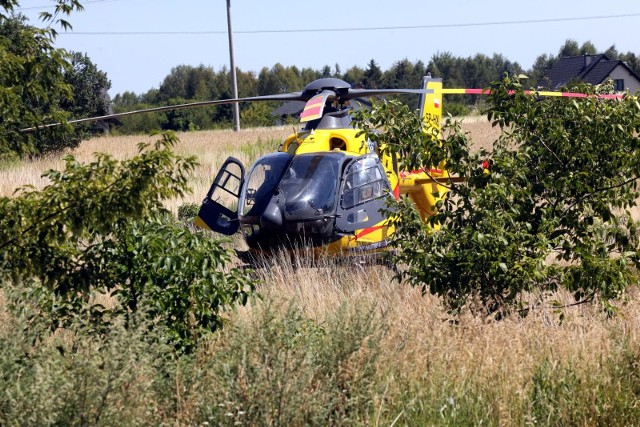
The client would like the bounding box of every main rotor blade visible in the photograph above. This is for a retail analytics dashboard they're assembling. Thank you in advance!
[299,90,335,123]
[343,88,432,100]
[21,92,305,132]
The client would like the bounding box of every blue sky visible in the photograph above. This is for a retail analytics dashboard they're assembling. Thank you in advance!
[14,0,640,96]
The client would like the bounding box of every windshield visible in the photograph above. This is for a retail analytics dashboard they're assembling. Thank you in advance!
[240,152,291,217]
[279,152,344,220]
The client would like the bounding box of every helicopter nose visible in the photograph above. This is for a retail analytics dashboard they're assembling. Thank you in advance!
[260,199,283,230]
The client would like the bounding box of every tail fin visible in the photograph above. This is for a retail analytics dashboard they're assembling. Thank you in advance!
[418,76,443,137]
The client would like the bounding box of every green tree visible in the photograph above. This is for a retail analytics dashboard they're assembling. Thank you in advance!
[354,76,640,317]
[61,51,111,136]
[0,3,111,154]
[343,65,365,86]
[112,91,139,108]
[363,59,383,89]
[580,41,597,55]
[618,52,640,77]
[0,13,77,157]
[382,58,414,88]
[241,101,275,127]
[558,39,580,57]
[333,63,342,78]
[258,63,303,95]
[528,53,557,88]
[427,52,465,86]
[321,65,332,78]
[0,2,253,350]
[604,44,619,59]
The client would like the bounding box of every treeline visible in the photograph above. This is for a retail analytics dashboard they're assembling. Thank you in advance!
[112,56,518,133]
[112,39,640,134]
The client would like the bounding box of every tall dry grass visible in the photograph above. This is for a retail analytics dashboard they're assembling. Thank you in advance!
[235,252,640,424]
[0,126,291,211]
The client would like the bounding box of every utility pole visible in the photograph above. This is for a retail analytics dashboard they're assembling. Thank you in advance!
[226,0,240,131]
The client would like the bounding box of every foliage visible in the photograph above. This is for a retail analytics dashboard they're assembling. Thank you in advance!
[177,201,199,223]
[0,298,386,426]
[241,101,278,127]
[0,4,111,157]
[0,13,74,157]
[61,51,112,137]
[0,132,253,350]
[443,101,470,117]
[99,213,252,350]
[354,76,640,317]
[362,59,383,89]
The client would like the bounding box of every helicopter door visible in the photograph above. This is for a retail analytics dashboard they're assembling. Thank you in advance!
[336,154,393,233]
[196,157,245,235]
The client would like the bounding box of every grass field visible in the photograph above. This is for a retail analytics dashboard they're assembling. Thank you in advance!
[2,120,640,425]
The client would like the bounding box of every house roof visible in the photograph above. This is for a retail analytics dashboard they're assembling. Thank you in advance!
[541,54,640,90]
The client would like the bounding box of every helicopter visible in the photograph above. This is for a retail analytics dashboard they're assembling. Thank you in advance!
[22,75,451,258]
[22,75,627,260]
[193,76,451,257]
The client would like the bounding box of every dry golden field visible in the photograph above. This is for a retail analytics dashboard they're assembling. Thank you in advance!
[2,119,640,424]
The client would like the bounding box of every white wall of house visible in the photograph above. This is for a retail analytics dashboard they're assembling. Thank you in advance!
[607,65,640,94]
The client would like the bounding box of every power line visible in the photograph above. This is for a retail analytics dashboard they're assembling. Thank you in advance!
[16,0,120,11]
[56,12,640,36]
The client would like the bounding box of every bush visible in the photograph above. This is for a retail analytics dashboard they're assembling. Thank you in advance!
[353,76,640,317]
[0,132,253,350]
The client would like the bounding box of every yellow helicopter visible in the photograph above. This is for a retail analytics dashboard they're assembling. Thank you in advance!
[194,76,450,257]
[25,76,451,258]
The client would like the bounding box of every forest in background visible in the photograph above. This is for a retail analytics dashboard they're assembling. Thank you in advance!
[110,39,640,133]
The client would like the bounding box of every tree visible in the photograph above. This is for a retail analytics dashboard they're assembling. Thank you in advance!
[333,63,342,78]
[579,41,597,55]
[427,52,465,87]
[363,59,382,89]
[160,64,219,100]
[558,39,580,57]
[604,44,619,59]
[258,63,302,95]
[61,51,111,136]
[382,58,414,88]
[618,51,640,76]
[353,76,640,318]
[528,53,557,88]
[1,3,111,154]
[342,65,365,86]
[112,91,140,108]
[0,13,77,157]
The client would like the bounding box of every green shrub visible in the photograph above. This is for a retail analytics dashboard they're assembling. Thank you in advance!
[443,101,469,117]
[354,76,640,317]
[0,132,253,351]
[177,202,199,223]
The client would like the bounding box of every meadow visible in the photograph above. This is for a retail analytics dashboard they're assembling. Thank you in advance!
[1,120,640,426]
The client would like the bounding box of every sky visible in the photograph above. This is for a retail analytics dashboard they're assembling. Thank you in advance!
[14,0,640,97]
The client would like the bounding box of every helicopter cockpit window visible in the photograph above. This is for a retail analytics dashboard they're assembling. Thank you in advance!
[341,156,390,210]
[240,153,291,217]
[278,152,345,220]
